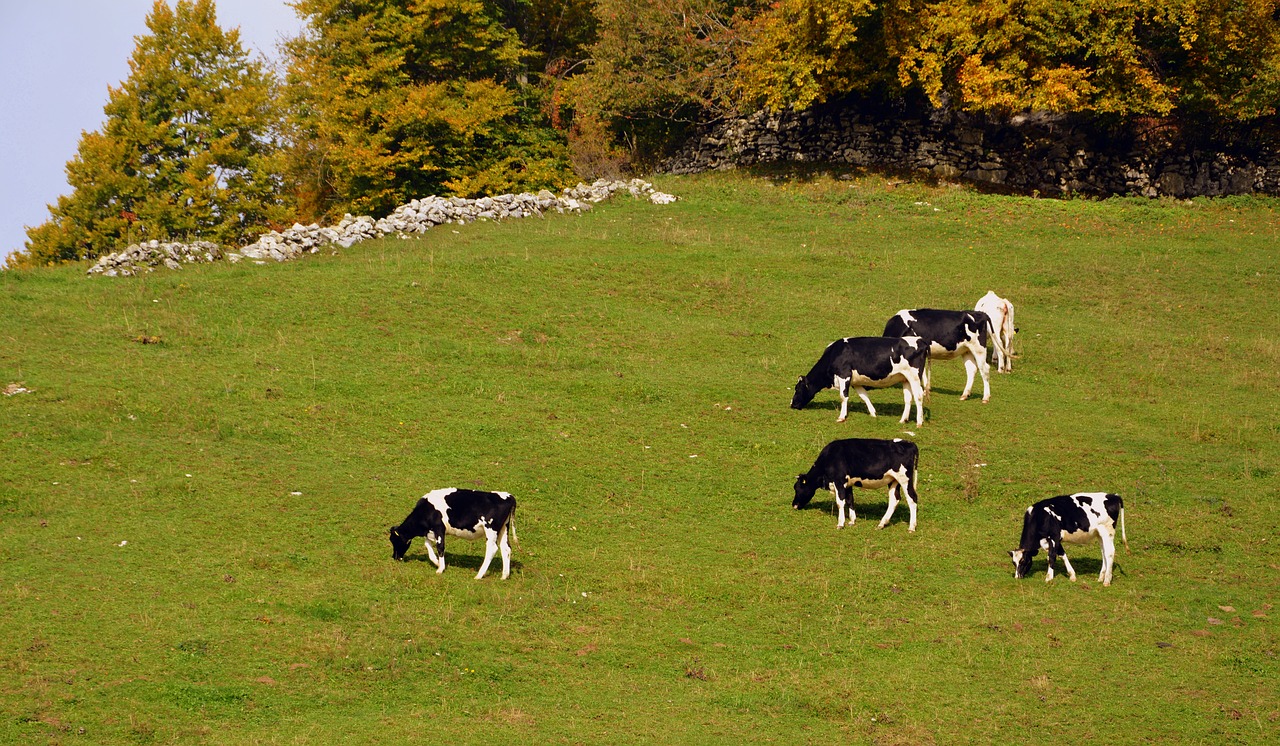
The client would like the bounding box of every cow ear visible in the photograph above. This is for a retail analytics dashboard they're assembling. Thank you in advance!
[1007,550,1015,558]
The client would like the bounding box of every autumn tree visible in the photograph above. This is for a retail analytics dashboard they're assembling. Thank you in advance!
[284,0,579,222]
[16,0,285,267]
[734,0,903,112]
[558,0,751,171]
[736,0,1280,120]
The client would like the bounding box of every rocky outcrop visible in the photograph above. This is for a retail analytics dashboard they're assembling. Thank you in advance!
[662,97,1280,199]
[88,179,677,277]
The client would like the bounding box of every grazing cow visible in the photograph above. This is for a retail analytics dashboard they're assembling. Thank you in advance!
[389,488,518,579]
[1009,492,1128,586]
[883,308,998,402]
[790,336,927,426]
[974,291,1016,372]
[793,438,920,532]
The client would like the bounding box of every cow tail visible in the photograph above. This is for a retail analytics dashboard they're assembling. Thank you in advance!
[1120,506,1128,552]
[910,453,920,504]
[1002,302,1016,359]
[507,505,519,546]
[925,347,934,400]
[984,312,1008,364]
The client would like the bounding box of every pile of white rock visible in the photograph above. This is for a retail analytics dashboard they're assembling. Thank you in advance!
[87,240,222,277]
[87,179,677,276]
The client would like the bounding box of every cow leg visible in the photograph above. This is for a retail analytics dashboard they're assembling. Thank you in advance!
[906,370,925,426]
[899,384,913,423]
[833,484,855,528]
[475,528,500,580]
[904,466,919,532]
[499,525,513,580]
[1099,529,1117,586]
[959,353,978,400]
[835,377,852,421]
[1059,550,1078,582]
[877,481,900,530]
[427,535,446,574]
[854,386,876,418]
[834,483,855,532]
[1044,540,1058,582]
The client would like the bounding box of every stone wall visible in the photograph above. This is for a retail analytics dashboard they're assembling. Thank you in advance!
[662,97,1280,198]
[87,179,677,277]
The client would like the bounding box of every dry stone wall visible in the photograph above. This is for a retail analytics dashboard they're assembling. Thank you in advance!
[88,179,676,277]
[663,97,1280,199]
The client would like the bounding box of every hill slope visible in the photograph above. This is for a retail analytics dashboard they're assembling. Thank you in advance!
[2,172,1277,743]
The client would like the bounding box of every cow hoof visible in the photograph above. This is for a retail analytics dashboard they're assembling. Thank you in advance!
[981,399,990,404]
[836,417,847,423]
[959,395,970,401]
[1069,575,1077,582]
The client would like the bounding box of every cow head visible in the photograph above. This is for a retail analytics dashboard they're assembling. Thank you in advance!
[793,473,818,509]
[1008,548,1035,579]
[790,376,817,409]
[389,526,412,561]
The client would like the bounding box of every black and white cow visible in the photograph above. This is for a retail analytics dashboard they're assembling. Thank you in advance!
[1009,492,1128,586]
[793,438,920,532]
[882,308,1000,402]
[389,488,518,580]
[974,291,1016,373]
[790,336,928,426]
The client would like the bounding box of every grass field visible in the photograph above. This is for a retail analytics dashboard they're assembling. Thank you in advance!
[1,170,1277,744]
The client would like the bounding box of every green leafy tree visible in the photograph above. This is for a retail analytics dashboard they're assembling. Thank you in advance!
[285,0,577,222]
[16,0,285,267]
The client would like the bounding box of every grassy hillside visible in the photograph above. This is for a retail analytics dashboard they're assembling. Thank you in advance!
[2,171,1277,744]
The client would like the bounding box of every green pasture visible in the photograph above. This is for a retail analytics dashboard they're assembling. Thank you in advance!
[1,171,1277,743]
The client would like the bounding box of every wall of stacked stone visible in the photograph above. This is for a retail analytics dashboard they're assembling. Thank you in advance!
[662,97,1280,198]
[88,179,677,277]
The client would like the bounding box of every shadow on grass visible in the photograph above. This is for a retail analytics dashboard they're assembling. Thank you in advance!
[1026,556,1129,581]
[398,552,523,574]
[800,399,931,423]
[795,499,915,529]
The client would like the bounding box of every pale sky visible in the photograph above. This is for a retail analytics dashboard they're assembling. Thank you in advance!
[0,0,304,263]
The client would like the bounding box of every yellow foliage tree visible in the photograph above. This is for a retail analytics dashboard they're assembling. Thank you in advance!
[285,0,577,222]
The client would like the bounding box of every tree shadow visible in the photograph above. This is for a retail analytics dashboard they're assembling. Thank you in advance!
[739,159,1018,196]
[742,162,952,189]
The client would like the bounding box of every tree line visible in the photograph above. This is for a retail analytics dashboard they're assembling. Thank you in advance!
[13,0,1280,267]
